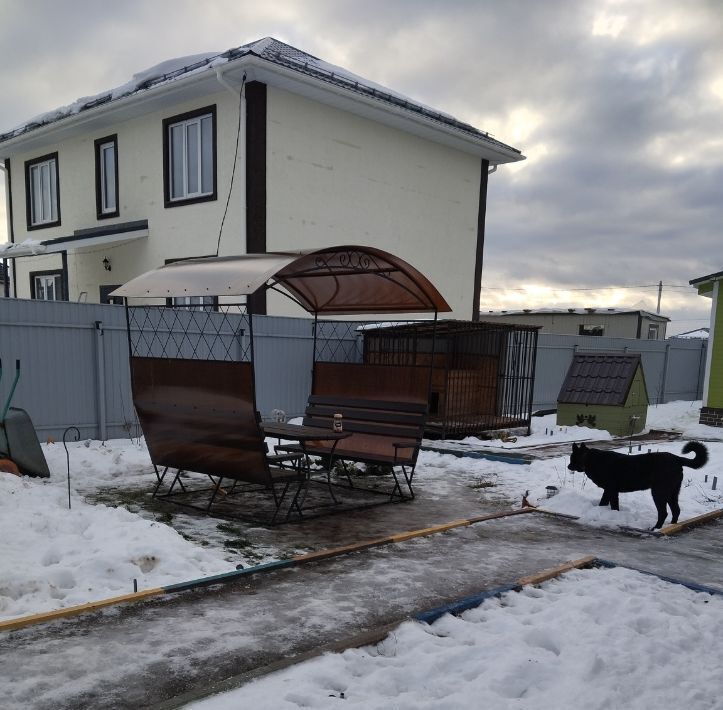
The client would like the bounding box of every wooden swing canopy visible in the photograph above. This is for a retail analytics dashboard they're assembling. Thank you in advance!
[112,245,451,315]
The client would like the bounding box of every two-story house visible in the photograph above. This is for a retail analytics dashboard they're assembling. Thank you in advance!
[0,37,523,317]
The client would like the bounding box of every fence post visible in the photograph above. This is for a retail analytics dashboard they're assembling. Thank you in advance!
[659,341,671,405]
[94,320,107,441]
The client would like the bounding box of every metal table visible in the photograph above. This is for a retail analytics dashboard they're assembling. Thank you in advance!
[261,422,351,505]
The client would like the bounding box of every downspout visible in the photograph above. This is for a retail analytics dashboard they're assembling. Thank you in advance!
[214,66,246,256]
[0,161,13,297]
[488,165,498,176]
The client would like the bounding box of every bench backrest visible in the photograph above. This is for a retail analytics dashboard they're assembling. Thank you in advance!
[131,357,271,485]
[308,362,430,462]
[303,396,426,463]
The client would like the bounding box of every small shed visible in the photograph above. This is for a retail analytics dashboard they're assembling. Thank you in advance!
[556,353,648,436]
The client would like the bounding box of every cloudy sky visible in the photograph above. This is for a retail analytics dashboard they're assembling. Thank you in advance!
[1,0,720,333]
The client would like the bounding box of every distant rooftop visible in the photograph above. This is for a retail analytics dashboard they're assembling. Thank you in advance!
[484,308,670,322]
[0,37,521,158]
[670,328,709,339]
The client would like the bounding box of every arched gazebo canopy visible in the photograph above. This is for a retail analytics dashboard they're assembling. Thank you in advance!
[112,245,451,315]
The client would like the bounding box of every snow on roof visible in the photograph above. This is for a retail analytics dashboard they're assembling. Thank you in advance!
[0,37,520,156]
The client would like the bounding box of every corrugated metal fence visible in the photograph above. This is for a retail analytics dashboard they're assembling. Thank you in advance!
[0,299,708,440]
[533,333,707,411]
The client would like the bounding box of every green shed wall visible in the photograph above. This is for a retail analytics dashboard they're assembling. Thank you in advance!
[708,290,723,409]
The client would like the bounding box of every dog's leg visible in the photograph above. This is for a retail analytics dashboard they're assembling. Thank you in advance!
[609,491,620,511]
[599,489,611,507]
[651,489,668,529]
[669,497,681,524]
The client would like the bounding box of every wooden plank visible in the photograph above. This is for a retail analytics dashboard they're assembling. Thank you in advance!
[659,508,723,536]
[390,519,472,543]
[465,508,535,524]
[517,555,597,587]
[0,587,164,633]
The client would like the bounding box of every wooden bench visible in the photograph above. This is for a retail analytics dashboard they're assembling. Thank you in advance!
[131,357,306,523]
[295,395,428,500]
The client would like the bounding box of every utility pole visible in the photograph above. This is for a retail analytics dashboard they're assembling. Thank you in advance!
[656,280,662,314]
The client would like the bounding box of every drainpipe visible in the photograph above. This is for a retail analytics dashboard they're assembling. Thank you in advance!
[215,66,246,256]
[488,164,498,175]
[0,161,12,297]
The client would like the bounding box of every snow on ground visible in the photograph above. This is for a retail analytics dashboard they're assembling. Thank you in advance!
[1,401,722,623]
[190,565,723,710]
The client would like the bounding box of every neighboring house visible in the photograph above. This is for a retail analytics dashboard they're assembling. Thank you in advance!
[481,308,669,340]
[556,352,648,436]
[690,270,723,427]
[0,261,7,297]
[0,37,523,317]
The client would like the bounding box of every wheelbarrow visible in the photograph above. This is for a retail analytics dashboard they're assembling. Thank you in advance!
[0,358,50,478]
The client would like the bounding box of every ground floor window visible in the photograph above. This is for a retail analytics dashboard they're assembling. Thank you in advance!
[99,285,124,305]
[30,270,64,300]
[579,324,604,336]
[169,295,217,311]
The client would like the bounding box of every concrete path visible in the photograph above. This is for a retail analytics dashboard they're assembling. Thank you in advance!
[3,504,722,710]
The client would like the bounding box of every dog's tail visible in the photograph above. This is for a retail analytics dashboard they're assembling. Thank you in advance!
[680,441,708,469]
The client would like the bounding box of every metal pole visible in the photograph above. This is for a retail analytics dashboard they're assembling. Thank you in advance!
[94,321,107,441]
[657,281,662,314]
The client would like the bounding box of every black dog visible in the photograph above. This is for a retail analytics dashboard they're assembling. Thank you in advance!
[568,441,708,529]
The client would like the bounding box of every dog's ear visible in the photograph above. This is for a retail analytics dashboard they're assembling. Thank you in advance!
[572,443,578,451]
[580,443,587,450]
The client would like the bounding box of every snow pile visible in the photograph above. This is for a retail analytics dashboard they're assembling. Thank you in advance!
[0,460,230,621]
[190,565,723,709]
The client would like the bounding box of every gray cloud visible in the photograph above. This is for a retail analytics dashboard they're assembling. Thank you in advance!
[0,0,719,332]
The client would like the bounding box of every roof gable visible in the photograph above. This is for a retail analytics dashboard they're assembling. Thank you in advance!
[0,37,522,162]
[557,353,647,406]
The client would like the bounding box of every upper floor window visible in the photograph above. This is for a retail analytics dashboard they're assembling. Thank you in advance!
[163,106,217,207]
[579,324,604,336]
[647,324,660,340]
[25,153,60,229]
[95,135,119,219]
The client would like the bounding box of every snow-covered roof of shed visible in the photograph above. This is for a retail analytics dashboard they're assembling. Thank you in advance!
[0,37,521,158]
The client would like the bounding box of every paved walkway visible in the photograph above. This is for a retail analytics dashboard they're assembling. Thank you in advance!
[3,503,722,709]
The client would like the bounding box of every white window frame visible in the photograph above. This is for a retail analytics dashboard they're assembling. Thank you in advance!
[165,106,216,204]
[26,154,59,228]
[171,295,217,312]
[647,324,660,340]
[31,271,63,301]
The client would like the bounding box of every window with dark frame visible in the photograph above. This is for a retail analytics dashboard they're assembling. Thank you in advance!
[95,135,119,219]
[30,269,64,301]
[163,256,218,310]
[647,324,660,340]
[99,285,123,305]
[162,105,217,207]
[579,324,605,336]
[25,152,60,229]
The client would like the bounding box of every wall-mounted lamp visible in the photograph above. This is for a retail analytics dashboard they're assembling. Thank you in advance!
[102,257,112,272]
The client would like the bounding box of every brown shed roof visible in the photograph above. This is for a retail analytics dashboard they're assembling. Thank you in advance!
[557,353,647,406]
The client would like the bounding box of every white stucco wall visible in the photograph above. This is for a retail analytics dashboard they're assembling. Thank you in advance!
[264,88,482,319]
[8,89,244,301]
[7,84,483,317]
